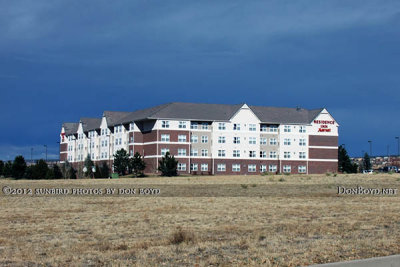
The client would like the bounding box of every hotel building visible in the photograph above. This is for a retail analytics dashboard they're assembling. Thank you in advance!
[59,102,339,174]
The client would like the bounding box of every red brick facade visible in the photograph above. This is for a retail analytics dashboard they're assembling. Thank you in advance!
[309,135,338,146]
[309,148,338,159]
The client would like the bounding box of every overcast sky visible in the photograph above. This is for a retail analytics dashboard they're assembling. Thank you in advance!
[1,0,400,160]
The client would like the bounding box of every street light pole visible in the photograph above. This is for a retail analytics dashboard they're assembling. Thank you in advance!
[31,148,33,164]
[395,137,399,158]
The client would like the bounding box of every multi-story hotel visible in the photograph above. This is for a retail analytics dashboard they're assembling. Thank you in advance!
[60,102,339,174]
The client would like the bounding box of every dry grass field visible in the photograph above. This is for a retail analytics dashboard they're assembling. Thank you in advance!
[0,173,399,266]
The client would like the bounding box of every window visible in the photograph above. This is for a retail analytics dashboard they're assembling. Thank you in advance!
[260,138,267,145]
[260,125,267,132]
[179,121,187,129]
[105,140,108,146]
[129,136,134,143]
[233,123,240,131]
[270,138,277,145]
[218,123,226,130]
[218,150,226,157]
[248,164,256,172]
[299,152,306,159]
[249,124,256,131]
[299,126,306,133]
[284,138,291,145]
[218,136,226,143]
[191,122,198,129]
[217,164,226,172]
[269,151,277,158]
[130,149,133,156]
[191,135,198,143]
[299,165,307,173]
[178,163,186,171]
[178,149,186,156]
[190,163,198,171]
[284,152,291,159]
[260,151,267,158]
[201,149,208,157]
[201,136,208,143]
[190,149,198,156]
[119,138,122,145]
[161,134,170,142]
[201,164,208,171]
[233,150,240,157]
[161,148,169,156]
[161,121,170,128]
[260,165,267,173]
[104,152,108,158]
[202,123,208,130]
[233,137,240,144]
[283,165,291,173]
[232,164,241,172]
[115,139,118,145]
[269,125,278,132]
[284,125,291,132]
[299,138,306,146]
[130,123,134,131]
[269,164,277,172]
[249,137,257,145]
[178,135,187,142]
[249,151,256,158]
[101,140,104,147]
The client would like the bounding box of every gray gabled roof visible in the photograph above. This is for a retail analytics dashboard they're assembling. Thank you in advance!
[250,106,324,124]
[117,102,325,124]
[62,122,79,135]
[80,117,102,132]
[103,111,130,127]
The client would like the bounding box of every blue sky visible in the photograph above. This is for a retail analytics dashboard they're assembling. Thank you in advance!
[1,0,400,160]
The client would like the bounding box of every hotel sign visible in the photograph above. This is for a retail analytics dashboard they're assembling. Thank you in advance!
[314,120,335,132]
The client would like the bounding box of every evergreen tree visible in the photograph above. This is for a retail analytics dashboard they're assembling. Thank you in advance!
[100,162,110,178]
[93,164,102,178]
[84,154,94,178]
[113,149,130,175]
[363,153,372,170]
[338,145,357,173]
[129,152,146,177]
[32,159,49,179]
[0,160,4,176]
[45,168,55,179]
[53,165,63,179]
[11,155,27,179]
[3,161,12,177]
[158,152,178,177]
[24,165,34,179]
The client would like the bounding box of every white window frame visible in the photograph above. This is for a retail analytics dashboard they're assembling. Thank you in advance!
[269,164,277,172]
[201,164,208,171]
[232,164,241,172]
[201,136,208,143]
[218,123,226,130]
[161,120,170,128]
[218,150,226,157]
[178,163,187,171]
[249,137,257,145]
[161,148,170,156]
[249,151,256,158]
[190,163,198,171]
[191,135,198,143]
[190,149,198,157]
[248,164,256,172]
[179,121,187,129]
[161,134,170,142]
[233,137,240,144]
[233,150,240,157]
[178,148,187,156]
[178,135,187,142]
[283,165,291,173]
[201,149,208,157]
[218,136,226,143]
[217,164,226,172]
[299,165,307,173]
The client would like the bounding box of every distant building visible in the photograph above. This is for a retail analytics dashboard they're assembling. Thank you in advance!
[59,102,339,175]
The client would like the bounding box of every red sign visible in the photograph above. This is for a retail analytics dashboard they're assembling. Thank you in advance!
[314,120,335,125]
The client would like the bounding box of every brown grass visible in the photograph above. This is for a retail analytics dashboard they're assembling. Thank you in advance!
[0,173,399,266]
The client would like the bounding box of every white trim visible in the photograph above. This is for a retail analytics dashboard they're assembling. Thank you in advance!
[309,146,338,149]
[133,141,191,145]
[308,159,338,162]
